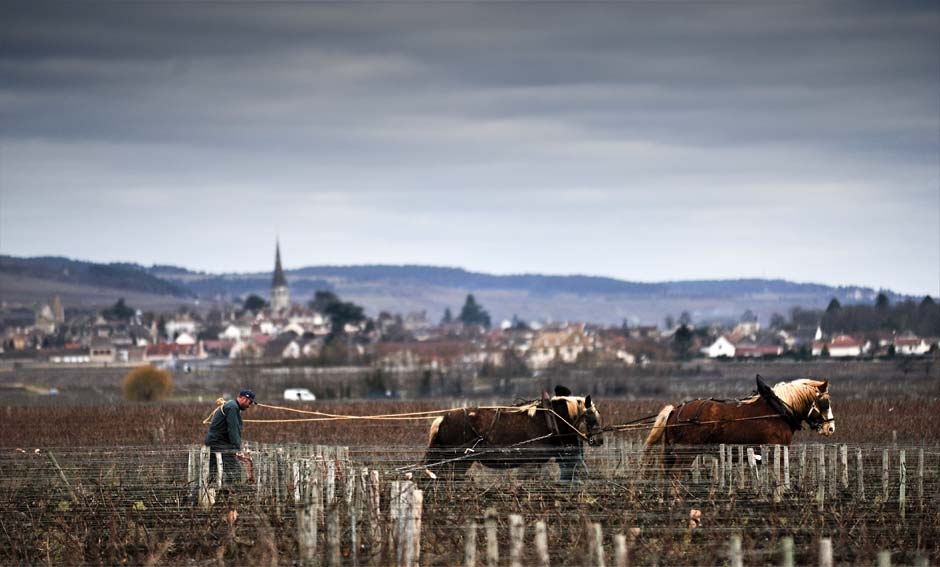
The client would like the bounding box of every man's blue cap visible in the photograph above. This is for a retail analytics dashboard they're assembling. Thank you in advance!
[239,389,257,404]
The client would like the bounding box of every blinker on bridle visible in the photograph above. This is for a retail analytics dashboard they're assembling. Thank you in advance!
[574,405,603,445]
[807,395,834,431]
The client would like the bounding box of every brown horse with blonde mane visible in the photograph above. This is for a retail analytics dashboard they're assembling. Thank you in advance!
[644,376,834,471]
[424,385,603,483]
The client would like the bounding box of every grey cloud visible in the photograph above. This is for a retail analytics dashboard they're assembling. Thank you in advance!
[0,1,936,295]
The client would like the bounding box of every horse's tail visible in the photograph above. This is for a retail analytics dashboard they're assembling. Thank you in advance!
[644,404,674,448]
[424,416,445,463]
[642,404,674,472]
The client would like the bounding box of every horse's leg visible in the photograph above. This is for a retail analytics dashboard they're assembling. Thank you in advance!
[556,445,583,484]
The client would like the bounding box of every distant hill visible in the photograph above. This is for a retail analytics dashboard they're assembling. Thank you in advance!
[0,256,191,297]
[0,255,906,325]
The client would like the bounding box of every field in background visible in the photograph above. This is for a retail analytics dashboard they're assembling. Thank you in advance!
[1,361,937,565]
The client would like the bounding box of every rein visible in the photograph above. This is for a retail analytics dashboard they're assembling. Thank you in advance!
[397,432,558,474]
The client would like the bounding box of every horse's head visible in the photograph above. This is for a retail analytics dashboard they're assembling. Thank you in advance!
[806,380,835,436]
[577,395,604,446]
[773,378,835,436]
[804,380,836,437]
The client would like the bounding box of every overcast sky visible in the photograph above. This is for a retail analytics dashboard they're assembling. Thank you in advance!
[1,2,938,297]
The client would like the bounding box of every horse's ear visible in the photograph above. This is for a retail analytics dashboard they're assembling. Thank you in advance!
[584,395,592,408]
[819,380,829,393]
[554,385,572,397]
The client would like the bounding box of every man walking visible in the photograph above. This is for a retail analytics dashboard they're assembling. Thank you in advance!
[204,389,256,486]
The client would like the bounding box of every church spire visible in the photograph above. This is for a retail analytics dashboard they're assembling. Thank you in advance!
[272,240,287,288]
[270,239,290,312]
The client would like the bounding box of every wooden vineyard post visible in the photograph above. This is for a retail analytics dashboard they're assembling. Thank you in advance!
[292,460,302,503]
[899,449,907,521]
[917,448,924,510]
[737,446,746,491]
[856,448,866,501]
[327,502,341,567]
[878,550,892,567]
[198,445,214,509]
[346,468,359,567]
[819,537,833,567]
[508,514,525,567]
[782,446,790,490]
[411,488,423,567]
[816,444,826,511]
[389,481,404,567]
[484,507,499,567]
[760,445,769,493]
[827,444,837,498]
[587,522,605,567]
[187,446,198,488]
[772,445,783,503]
[326,460,336,508]
[729,534,743,567]
[534,520,550,567]
[839,444,849,491]
[746,448,760,495]
[388,480,422,567]
[253,450,266,503]
[297,476,319,566]
[464,521,477,567]
[215,451,223,491]
[710,455,720,496]
[368,470,382,566]
[727,445,738,496]
[780,536,794,567]
[882,449,890,503]
[613,534,627,567]
[275,449,285,519]
[719,444,726,490]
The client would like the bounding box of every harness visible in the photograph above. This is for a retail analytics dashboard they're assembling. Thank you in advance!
[756,375,834,432]
[461,400,590,445]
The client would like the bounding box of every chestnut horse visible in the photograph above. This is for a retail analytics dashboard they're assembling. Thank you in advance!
[424,386,603,482]
[644,376,834,471]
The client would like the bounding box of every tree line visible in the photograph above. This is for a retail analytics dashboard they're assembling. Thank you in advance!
[791,293,939,337]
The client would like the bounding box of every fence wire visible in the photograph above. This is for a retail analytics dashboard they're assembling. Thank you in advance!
[1,440,938,566]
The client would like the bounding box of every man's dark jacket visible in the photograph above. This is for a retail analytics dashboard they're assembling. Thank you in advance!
[204,399,243,450]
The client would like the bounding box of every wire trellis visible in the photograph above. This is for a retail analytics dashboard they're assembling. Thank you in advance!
[1,440,937,566]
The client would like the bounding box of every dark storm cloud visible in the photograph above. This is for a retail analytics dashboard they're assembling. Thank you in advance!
[3,2,935,155]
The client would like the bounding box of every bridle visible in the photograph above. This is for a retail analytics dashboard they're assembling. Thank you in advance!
[573,403,603,446]
[805,393,834,432]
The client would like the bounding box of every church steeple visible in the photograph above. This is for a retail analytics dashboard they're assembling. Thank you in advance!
[270,240,290,312]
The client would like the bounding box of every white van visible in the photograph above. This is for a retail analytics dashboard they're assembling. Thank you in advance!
[284,388,316,401]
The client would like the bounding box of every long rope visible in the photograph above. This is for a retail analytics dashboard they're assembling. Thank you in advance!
[205,400,584,425]
[204,400,795,431]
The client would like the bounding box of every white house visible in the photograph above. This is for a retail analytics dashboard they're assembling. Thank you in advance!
[165,315,198,340]
[894,335,931,356]
[827,334,866,358]
[174,332,196,346]
[703,336,736,358]
[219,324,248,340]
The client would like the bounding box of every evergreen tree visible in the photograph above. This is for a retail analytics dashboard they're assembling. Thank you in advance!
[102,298,135,321]
[243,294,267,313]
[308,290,340,313]
[875,292,890,310]
[672,324,694,361]
[458,294,491,328]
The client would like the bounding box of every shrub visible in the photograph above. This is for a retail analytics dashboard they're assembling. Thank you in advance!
[121,365,173,401]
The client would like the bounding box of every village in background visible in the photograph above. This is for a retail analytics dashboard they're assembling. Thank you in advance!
[2,243,938,402]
